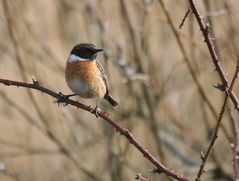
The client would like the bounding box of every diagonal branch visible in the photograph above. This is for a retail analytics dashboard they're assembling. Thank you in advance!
[195,58,239,181]
[188,0,239,111]
[157,0,231,141]
[229,108,239,180]
[0,78,189,181]
[179,8,191,29]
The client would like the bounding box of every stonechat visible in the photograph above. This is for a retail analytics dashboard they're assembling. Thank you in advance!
[65,43,118,113]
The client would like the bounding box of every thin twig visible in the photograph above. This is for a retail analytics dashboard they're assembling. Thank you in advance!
[0,78,189,181]
[179,8,191,29]
[135,173,152,181]
[229,108,239,180]
[195,58,239,181]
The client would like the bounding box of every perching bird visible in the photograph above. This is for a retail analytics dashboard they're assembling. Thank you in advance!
[65,43,118,114]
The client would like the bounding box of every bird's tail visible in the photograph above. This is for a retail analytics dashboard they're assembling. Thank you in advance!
[104,94,118,107]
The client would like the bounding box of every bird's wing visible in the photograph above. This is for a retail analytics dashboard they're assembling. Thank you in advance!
[96,60,109,94]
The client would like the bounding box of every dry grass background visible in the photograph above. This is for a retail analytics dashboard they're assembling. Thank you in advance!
[0,0,239,180]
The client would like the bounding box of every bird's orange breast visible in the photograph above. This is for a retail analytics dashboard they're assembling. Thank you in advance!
[65,60,106,98]
[65,60,97,81]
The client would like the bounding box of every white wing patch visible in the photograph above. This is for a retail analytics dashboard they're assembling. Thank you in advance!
[68,54,88,62]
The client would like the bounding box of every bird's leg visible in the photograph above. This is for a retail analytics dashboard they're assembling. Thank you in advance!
[91,97,101,118]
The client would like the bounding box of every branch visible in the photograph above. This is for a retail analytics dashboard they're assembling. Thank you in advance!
[188,0,239,111]
[157,0,231,141]
[195,58,239,181]
[179,8,191,29]
[0,78,189,181]
[229,108,239,180]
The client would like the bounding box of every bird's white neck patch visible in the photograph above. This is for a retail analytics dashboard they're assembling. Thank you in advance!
[68,54,88,62]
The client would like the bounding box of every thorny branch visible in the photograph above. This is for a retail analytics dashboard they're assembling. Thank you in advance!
[158,0,231,141]
[188,0,239,111]
[2,2,102,180]
[0,78,189,181]
[229,108,239,181]
[195,58,239,181]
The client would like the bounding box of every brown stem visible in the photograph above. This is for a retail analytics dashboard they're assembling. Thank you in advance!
[157,0,231,141]
[188,0,239,111]
[2,3,101,179]
[195,58,239,181]
[229,108,239,180]
[0,78,189,181]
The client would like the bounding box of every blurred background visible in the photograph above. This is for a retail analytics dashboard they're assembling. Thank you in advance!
[0,0,239,180]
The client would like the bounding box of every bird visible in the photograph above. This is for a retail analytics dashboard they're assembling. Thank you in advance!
[64,43,118,115]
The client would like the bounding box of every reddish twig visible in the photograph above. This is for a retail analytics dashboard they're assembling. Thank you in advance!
[229,108,239,180]
[179,8,191,29]
[195,58,239,181]
[0,78,189,181]
[188,0,239,111]
[158,0,231,141]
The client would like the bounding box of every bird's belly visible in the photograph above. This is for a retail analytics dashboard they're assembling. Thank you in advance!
[67,79,106,98]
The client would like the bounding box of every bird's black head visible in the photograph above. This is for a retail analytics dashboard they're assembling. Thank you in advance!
[70,43,103,60]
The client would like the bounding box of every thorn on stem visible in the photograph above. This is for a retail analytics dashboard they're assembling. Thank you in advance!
[179,8,191,29]
[205,23,211,34]
[3,81,11,86]
[200,151,204,160]
[213,83,226,91]
[151,168,160,174]
[31,76,39,84]
[135,173,141,179]
[235,104,239,110]
[135,173,152,181]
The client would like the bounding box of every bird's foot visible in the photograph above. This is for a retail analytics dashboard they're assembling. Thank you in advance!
[59,92,77,99]
[56,92,77,106]
[91,106,101,118]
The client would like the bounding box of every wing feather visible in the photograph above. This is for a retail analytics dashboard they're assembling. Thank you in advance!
[96,60,109,95]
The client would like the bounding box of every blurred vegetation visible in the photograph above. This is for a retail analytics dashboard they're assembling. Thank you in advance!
[0,0,239,180]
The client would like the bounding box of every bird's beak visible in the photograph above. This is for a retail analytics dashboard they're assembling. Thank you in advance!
[94,48,103,53]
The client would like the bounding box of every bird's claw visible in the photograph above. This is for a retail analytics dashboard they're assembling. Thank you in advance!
[55,92,75,106]
[91,106,101,118]
[59,92,77,99]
